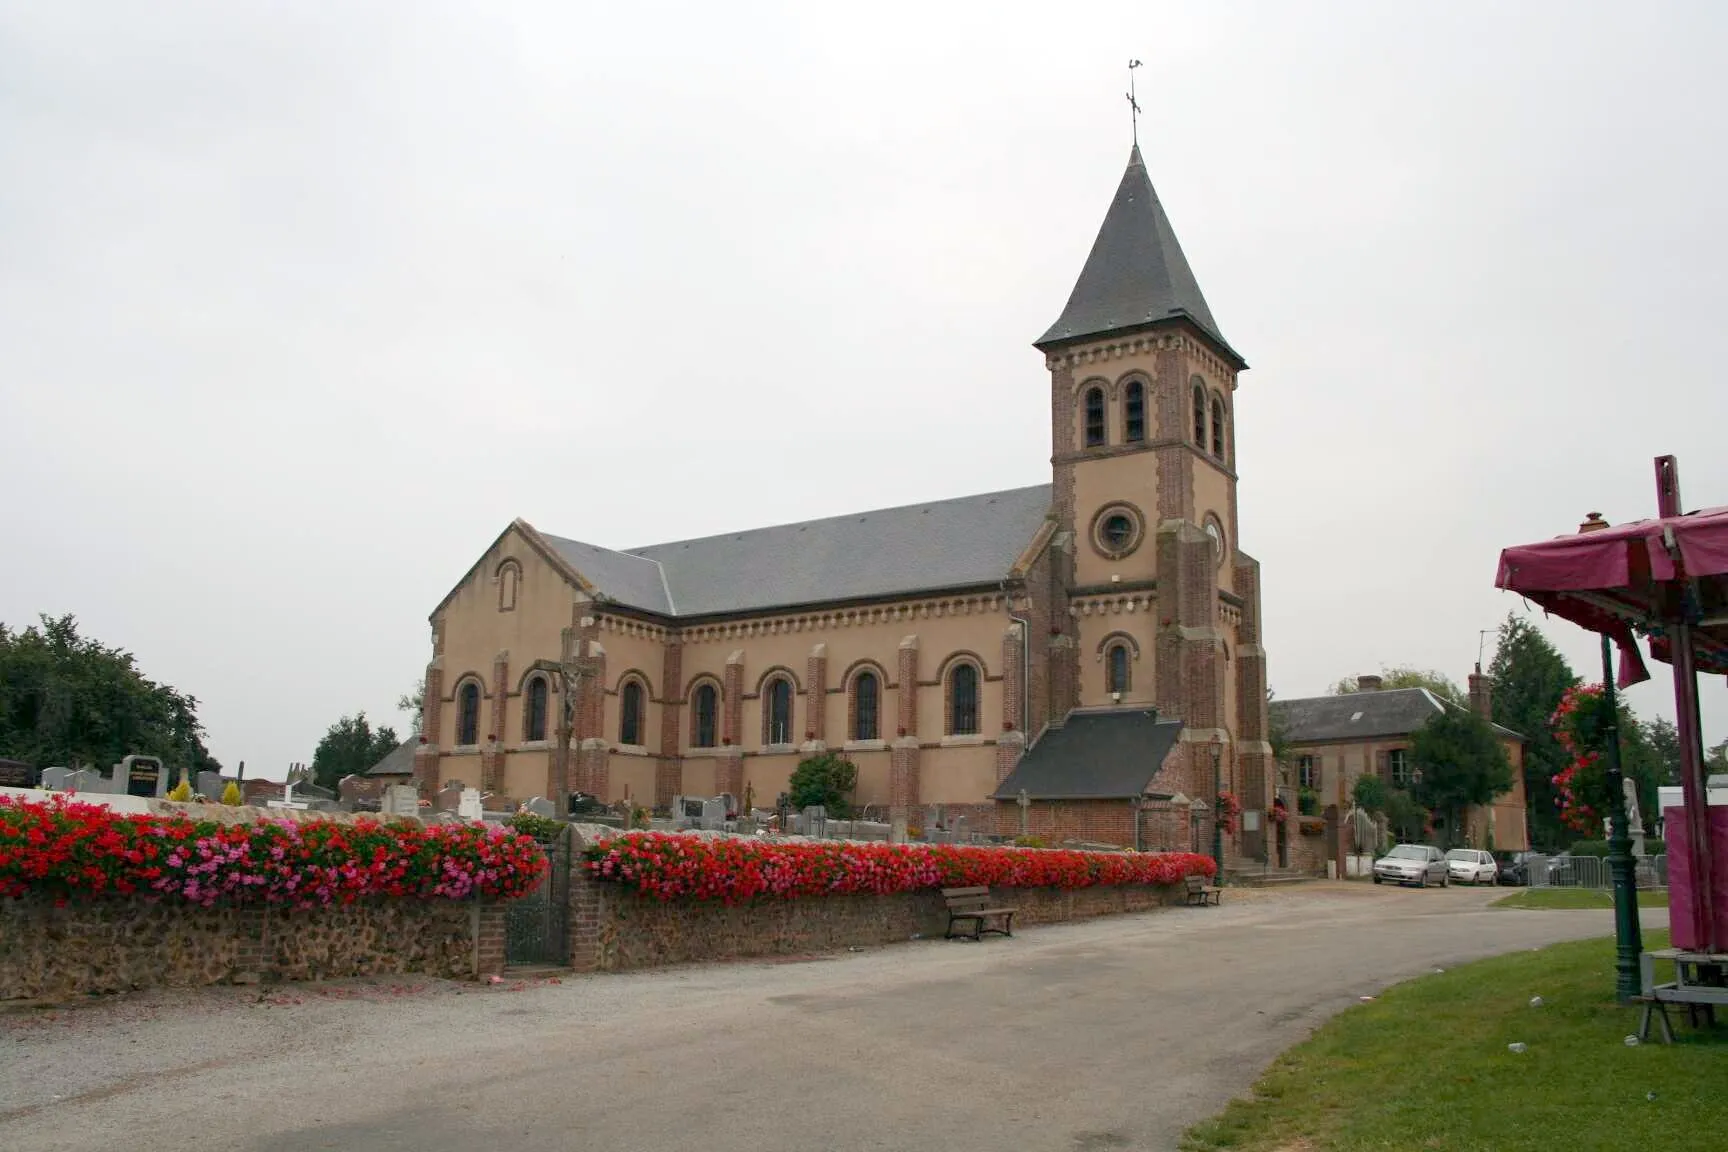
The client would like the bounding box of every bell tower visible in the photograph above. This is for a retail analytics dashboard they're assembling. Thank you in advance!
[1035,144,1273,867]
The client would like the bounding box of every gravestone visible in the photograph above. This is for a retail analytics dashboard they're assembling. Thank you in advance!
[457,788,484,821]
[717,793,737,817]
[40,766,73,792]
[890,815,908,844]
[436,783,465,814]
[951,815,969,844]
[198,771,227,802]
[67,768,107,794]
[698,798,726,831]
[523,796,557,818]
[115,754,166,798]
[802,806,828,839]
[382,785,422,817]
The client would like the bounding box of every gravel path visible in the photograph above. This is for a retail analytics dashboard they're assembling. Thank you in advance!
[1,882,1652,1152]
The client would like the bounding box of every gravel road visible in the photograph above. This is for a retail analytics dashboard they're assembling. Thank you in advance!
[1,882,1650,1152]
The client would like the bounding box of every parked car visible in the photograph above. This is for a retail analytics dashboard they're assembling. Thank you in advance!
[1373,844,1449,887]
[1445,848,1498,885]
[1496,851,1537,886]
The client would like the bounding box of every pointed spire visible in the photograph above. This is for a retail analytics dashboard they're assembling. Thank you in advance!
[1036,146,1244,367]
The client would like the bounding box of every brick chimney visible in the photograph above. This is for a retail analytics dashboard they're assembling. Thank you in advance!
[1578,512,1610,534]
[1467,663,1492,719]
[1357,674,1384,693]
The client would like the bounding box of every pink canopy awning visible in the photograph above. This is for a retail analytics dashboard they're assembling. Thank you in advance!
[1496,504,1728,681]
[1495,456,1728,954]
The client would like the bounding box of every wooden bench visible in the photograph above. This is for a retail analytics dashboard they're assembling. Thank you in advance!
[1185,874,1222,907]
[942,886,1016,941]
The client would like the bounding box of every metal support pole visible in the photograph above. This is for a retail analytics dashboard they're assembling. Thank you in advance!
[1600,634,1644,1003]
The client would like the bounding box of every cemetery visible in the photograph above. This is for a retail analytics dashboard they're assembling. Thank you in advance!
[3,759,1218,998]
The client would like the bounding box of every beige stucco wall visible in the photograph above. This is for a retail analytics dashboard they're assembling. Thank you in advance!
[1075,614,1155,709]
[1191,461,1236,597]
[436,526,576,748]
[1071,452,1161,588]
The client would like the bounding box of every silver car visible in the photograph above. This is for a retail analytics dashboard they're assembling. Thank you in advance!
[1373,844,1449,887]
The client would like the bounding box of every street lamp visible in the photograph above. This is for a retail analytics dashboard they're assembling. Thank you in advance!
[1598,633,1644,1002]
[1210,733,1225,880]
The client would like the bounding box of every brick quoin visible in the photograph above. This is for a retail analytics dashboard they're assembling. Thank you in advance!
[656,639,684,807]
[481,651,509,794]
[805,645,827,744]
[895,637,918,736]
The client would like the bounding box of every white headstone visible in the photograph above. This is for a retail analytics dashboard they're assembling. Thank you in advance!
[698,798,726,830]
[523,796,556,818]
[457,787,484,821]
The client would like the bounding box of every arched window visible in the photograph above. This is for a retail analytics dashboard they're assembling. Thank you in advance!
[852,670,880,741]
[456,681,481,746]
[1211,396,1226,460]
[524,676,548,742]
[620,680,644,746]
[1083,387,1106,447]
[497,560,520,612]
[948,663,979,735]
[1123,381,1145,443]
[765,677,794,745]
[1106,644,1131,694]
[1192,382,1207,446]
[692,683,719,748]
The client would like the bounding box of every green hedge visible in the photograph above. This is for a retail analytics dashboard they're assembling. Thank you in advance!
[1568,838,1665,858]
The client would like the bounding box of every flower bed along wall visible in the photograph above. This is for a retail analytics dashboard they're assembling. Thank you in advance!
[581,832,1214,904]
[0,795,547,907]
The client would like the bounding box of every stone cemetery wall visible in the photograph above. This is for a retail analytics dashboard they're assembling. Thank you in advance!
[0,896,506,1001]
[565,836,1184,973]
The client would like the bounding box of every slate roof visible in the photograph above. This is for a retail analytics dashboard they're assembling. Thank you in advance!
[1270,689,1524,744]
[992,710,1185,800]
[545,484,1053,619]
[1036,145,1243,367]
[366,738,418,777]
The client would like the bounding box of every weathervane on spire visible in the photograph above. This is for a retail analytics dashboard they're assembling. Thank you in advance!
[1126,59,1143,146]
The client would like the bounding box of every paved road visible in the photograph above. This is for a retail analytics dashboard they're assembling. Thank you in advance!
[1,883,1658,1152]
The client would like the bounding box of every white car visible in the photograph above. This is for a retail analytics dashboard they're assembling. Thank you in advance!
[1445,848,1498,885]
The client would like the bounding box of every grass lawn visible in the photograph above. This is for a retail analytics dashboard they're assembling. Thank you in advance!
[1493,888,1670,910]
[1181,930,1727,1152]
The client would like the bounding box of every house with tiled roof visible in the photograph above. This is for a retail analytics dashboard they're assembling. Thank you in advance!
[1270,672,1529,852]
[410,146,1277,857]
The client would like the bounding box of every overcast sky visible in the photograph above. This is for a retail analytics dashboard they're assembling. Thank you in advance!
[3,1,1725,778]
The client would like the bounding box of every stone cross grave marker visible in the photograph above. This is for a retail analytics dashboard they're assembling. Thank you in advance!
[457,788,484,820]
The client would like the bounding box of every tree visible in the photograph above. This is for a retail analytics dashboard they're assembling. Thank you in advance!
[309,712,400,793]
[1409,706,1514,847]
[1331,666,1466,704]
[1487,613,1579,851]
[1644,716,1682,786]
[0,614,218,773]
[1352,773,1388,814]
[787,752,858,818]
[1384,789,1428,844]
[397,678,425,734]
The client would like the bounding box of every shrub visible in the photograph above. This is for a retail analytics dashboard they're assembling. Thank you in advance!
[1,795,546,907]
[1570,839,1610,858]
[787,753,858,817]
[582,832,1214,904]
[220,781,243,806]
[1297,787,1319,816]
[507,811,567,842]
[1012,834,1049,848]
[1352,773,1388,814]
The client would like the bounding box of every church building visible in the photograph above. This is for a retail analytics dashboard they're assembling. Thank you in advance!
[407,145,1275,863]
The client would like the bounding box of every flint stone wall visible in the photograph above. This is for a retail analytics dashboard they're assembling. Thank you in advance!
[566,830,1184,972]
[0,897,505,1001]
